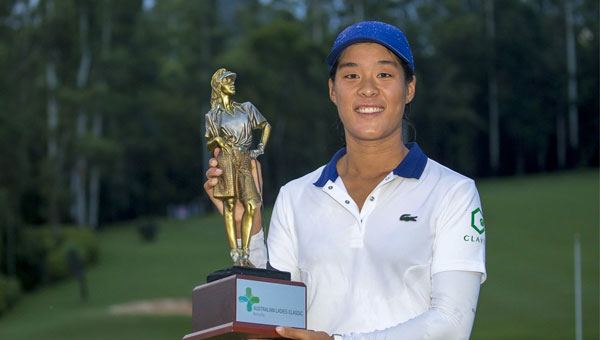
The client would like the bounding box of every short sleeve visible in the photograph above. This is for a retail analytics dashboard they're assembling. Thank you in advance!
[431,180,487,283]
[205,111,219,140]
[267,186,301,281]
[243,102,267,128]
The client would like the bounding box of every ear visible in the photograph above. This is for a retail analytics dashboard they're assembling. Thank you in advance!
[328,78,337,105]
[406,75,416,104]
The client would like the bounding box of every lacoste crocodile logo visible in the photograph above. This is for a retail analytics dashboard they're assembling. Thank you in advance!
[400,214,418,222]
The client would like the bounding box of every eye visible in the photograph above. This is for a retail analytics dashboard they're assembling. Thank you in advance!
[378,72,393,78]
[343,73,359,79]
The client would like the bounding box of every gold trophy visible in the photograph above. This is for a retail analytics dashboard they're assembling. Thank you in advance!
[183,69,306,340]
[205,68,271,267]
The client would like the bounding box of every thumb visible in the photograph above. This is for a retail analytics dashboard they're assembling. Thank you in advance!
[276,327,333,340]
[276,326,300,338]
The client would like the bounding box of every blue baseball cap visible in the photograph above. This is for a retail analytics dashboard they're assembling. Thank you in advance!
[327,21,415,74]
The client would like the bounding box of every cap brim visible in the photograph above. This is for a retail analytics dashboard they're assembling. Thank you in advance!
[327,37,413,72]
[219,71,237,82]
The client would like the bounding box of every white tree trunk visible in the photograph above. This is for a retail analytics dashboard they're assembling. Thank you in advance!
[88,0,113,229]
[486,0,500,174]
[88,114,102,228]
[353,0,365,22]
[71,114,88,226]
[308,0,324,43]
[46,62,58,159]
[71,4,92,227]
[45,0,61,235]
[557,113,566,168]
[565,0,578,150]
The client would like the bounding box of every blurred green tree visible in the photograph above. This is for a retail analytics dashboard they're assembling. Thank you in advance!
[0,0,596,232]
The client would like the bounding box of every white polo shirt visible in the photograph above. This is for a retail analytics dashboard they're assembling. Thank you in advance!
[266,142,486,335]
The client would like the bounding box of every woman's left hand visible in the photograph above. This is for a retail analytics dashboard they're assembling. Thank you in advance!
[275,326,333,340]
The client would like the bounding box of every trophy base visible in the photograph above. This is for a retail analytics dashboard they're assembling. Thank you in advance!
[184,274,306,340]
[207,266,291,282]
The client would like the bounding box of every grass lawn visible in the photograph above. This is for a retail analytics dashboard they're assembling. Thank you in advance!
[0,169,597,339]
[0,213,231,340]
[471,169,599,339]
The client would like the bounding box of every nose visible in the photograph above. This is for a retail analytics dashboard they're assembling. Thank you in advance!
[358,77,378,97]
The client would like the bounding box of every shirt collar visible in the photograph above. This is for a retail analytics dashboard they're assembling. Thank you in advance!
[313,142,428,187]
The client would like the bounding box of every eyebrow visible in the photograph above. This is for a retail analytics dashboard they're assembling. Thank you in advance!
[377,59,398,66]
[337,59,398,70]
[337,62,358,70]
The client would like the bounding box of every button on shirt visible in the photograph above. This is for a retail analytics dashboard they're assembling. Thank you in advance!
[267,143,487,335]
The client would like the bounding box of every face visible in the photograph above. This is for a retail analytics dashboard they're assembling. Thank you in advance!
[220,76,236,96]
[328,43,416,144]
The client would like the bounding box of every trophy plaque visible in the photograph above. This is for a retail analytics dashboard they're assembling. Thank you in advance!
[183,69,307,340]
[183,274,306,340]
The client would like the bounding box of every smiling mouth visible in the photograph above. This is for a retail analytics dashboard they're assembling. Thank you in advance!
[355,106,384,114]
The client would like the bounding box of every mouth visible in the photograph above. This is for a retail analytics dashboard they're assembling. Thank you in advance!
[355,106,384,114]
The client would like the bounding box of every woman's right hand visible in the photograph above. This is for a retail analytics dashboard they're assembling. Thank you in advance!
[203,147,226,214]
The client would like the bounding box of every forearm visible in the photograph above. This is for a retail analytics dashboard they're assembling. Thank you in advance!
[246,229,267,268]
[259,122,271,148]
[342,271,482,340]
[206,136,227,152]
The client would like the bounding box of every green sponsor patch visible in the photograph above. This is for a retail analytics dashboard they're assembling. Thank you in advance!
[471,208,485,235]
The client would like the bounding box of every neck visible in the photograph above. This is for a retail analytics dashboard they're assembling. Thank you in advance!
[222,95,232,112]
[338,133,408,178]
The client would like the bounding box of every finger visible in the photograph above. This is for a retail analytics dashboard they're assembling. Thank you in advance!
[206,167,223,180]
[203,178,218,194]
[203,153,225,216]
[276,326,307,339]
[276,327,332,340]
[203,182,224,215]
[214,147,221,158]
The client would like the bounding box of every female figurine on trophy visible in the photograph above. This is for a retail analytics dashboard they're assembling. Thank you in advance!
[205,68,271,267]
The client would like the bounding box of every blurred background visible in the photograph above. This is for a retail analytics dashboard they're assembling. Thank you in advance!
[0,0,598,339]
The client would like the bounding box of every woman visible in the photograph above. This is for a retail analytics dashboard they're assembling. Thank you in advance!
[205,21,486,340]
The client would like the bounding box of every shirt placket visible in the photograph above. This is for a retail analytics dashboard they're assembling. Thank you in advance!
[359,173,396,242]
[323,174,396,248]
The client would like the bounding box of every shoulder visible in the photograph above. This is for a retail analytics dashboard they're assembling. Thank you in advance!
[421,159,478,202]
[206,107,219,118]
[424,158,475,187]
[239,101,258,111]
[279,165,326,197]
[271,165,325,222]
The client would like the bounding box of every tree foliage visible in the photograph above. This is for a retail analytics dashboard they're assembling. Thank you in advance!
[0,0,597,235]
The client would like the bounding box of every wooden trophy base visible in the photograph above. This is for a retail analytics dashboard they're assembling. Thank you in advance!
[182,267,306,340]
[183,321,281,340]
